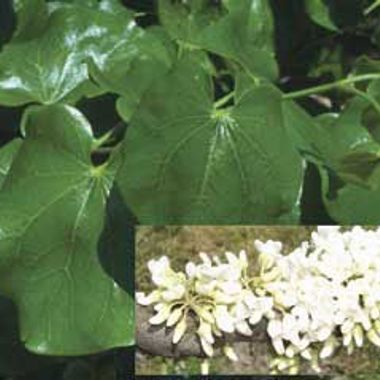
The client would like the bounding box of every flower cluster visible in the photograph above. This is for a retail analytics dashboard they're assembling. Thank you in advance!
[137,226,380,374]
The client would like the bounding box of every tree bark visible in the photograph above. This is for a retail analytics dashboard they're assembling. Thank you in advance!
[136,305,268,358]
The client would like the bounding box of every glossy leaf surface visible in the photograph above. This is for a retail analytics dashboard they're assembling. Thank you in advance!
[0,105,133,355]
[118,60,303,224]
[0,1,166,106]
[158,0,278,80]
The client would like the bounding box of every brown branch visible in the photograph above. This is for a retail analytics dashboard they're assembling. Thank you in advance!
[136,305,343,375]
[136,305,268,358]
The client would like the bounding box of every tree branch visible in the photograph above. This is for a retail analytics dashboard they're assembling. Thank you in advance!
[136,305,267,358]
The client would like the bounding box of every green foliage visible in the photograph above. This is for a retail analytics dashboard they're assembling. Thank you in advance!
[0,1,167,106]
[0,0,380,378]
[159,0,278,80]
[0,138,21,187]
[118,57,302,224]
[305,0,338,31]
[0,105,133,355]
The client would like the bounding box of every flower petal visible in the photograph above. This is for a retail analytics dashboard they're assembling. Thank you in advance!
[172,315,187,344]
[149,305,171,325]
[166,307,184,327]
[200,336,214,357]
[215,305,235,333]
[223,344,238,362]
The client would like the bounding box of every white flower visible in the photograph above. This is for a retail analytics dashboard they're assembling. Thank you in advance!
[367,328,380,347]
[200,337,214,357]
[137,226,380,373]
[166,307,184,327]
[149,304,172,325]
[214,305,235,333]
[319,336,337,359]
[200,359,210,375]
[172,315,187,344]
[223,344,238,361]
[197,318,214,345]
[255,239,283,256]
[136,290,159,306]
[267,319,285,355]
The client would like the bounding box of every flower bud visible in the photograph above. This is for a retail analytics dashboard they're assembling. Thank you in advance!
[223,344,238,362]
[172,315,187,344]
[320,336,336,359]
[200,337,214,357]
[367,328,380,347]
[149,304,171,325]
[166,307,183,327]
[201,359,209,375]
[353,325,364,347]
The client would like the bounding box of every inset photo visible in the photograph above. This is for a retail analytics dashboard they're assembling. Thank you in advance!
[136,226,380,377]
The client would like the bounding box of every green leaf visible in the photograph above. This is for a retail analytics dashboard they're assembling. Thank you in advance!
[0,1,166,106]
[158,0,221,44]
[221,0,275,53]
[117,58,303,224]
[12,0,48,41]
[321,168,380,224]
[316,98,380,182]
[318,99,380,224]
[0,139,21,188]
[93,26,173,122]
[283,96,380,184]
[283,95,380,223]
[304,0,338,31]
[0,105,133,355]
[159,0,278,81]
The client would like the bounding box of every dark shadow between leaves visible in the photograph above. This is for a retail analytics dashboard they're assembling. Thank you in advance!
[0,296,63,377]
[300,162,335,224]
[98,184,137,296]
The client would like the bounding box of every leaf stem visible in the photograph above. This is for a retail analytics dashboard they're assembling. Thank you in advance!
[92,121,126,150]
[346,87,380,116]
[214,91,235,109]
[364,0,380,15]
[283,74,380,100]
[93,130,114,150]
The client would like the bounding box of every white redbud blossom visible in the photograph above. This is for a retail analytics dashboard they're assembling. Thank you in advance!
[166,307,184,327]
[172,315,187,344]
[353,325,364,347]
[200,337,214,357]
[300,349,312,361]
[374,320,380,334]
[223,344,239,362]
[197,319,214,345]
[367,329,380,347]
[319,336,337,359]
[200,359,210,375]
[137,226,380,373]
[149,304,171,325]
[215,305,235,333]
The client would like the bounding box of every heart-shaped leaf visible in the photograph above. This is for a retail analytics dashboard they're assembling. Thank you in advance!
[0,1,168,106]
[117,58,303,224]
[158,0,278,80]
[0,105,133,355]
